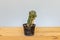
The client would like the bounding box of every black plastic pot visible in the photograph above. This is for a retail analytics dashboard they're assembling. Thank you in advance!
[23,23,35,36]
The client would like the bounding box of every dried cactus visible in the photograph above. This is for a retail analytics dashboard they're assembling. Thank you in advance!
[27,10,37,27]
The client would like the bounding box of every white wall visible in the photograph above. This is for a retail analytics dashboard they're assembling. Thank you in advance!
[0,0,60,27]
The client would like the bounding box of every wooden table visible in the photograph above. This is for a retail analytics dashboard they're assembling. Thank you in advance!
[0,27,60,40]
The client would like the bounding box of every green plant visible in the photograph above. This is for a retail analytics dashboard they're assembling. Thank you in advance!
[27,10,37,27]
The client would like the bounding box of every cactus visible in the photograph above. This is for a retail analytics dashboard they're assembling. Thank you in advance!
[27,10,37,27]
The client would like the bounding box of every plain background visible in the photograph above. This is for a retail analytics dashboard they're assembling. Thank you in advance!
[0,0,60,27]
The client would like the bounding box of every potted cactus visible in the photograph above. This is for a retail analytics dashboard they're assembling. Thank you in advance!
[23,10,37,36]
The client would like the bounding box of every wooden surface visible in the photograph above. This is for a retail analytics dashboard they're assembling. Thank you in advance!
[0,27,60,40]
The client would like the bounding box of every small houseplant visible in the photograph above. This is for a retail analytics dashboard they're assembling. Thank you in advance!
[23,10,37,36]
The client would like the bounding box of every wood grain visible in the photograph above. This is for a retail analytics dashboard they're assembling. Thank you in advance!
[0,27,60,40]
